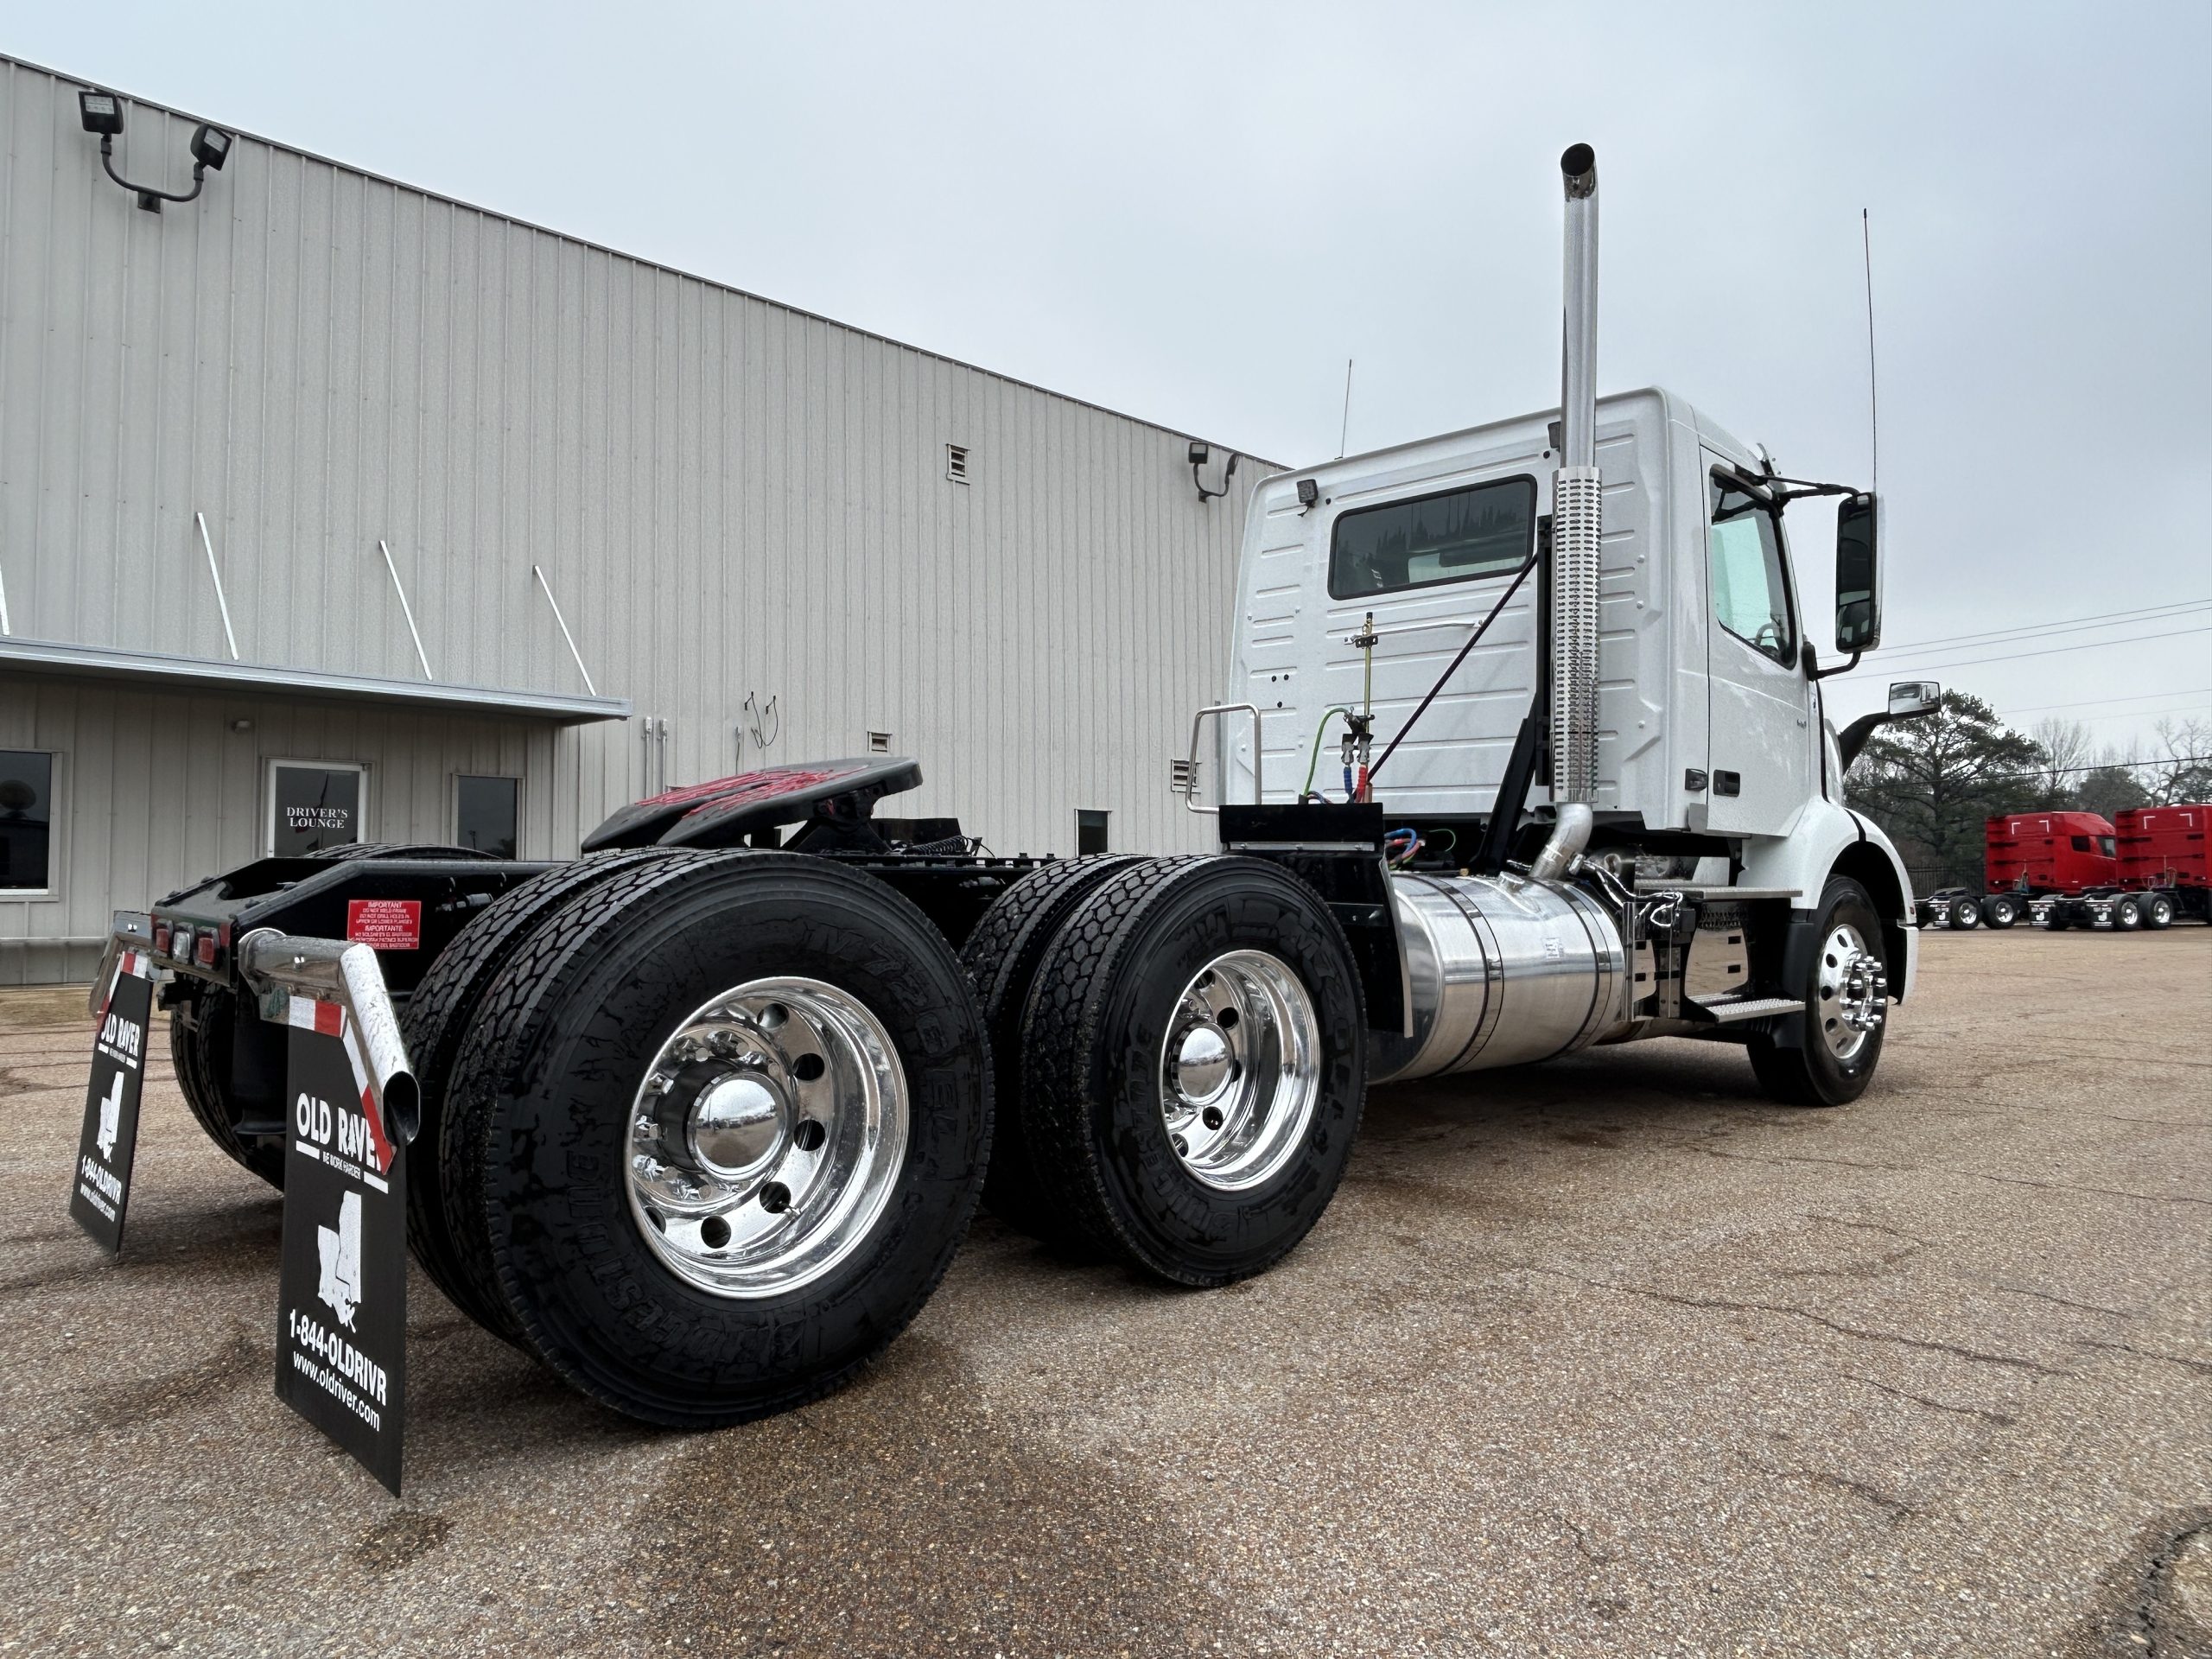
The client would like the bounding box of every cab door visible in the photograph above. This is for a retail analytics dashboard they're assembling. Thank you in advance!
[1703,467,1812,836]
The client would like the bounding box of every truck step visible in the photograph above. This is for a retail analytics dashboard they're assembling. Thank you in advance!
[1688,995,1803,1024]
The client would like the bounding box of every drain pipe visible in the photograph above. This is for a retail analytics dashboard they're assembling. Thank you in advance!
[1533,143,1604,884]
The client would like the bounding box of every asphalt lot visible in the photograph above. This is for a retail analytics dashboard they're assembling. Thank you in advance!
[4,927,2208,1658]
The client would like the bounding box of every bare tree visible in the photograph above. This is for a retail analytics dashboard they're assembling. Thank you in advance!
[2029,717,2091,806]
[2150,717,2212,804]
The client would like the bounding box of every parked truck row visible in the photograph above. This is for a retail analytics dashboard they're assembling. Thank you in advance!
[1916,804,2209,930]
[78,148,1940,1432]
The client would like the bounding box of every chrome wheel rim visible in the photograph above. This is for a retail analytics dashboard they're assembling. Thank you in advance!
[1158,949,1322,1192]
[1816,923,1886,1063]
[625,977,907,1300]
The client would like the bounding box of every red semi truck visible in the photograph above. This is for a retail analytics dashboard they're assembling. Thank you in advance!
[2032,803,2210,930]
[1916,810,2117,929]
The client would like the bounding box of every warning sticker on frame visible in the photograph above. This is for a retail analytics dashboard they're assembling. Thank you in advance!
[345,899,423,950]
[69,956,156,1254]
[274,1012,407,1495]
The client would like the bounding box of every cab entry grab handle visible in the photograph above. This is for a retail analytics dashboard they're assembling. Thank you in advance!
[1179,703,1263,816]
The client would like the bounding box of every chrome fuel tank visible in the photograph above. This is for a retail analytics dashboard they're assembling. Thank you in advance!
[1369,871,1629,1084]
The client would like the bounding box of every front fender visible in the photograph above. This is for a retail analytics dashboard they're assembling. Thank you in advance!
[1737,800,1917,1001]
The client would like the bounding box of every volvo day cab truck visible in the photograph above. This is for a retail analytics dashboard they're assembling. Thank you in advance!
[82,146,1932,1429]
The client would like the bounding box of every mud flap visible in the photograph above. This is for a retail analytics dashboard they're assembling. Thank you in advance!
[68,951,156,1253]
[271,995,410,1496]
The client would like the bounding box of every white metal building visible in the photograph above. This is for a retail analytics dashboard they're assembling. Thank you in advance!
[0,55,1268,983]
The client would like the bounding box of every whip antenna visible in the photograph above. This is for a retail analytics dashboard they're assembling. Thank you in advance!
[1862,207,1878,494]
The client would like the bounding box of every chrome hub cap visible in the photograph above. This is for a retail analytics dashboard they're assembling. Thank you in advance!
[1159,949,1322,1192]
[1816,923,1887,1063]
[626,977,907,1299]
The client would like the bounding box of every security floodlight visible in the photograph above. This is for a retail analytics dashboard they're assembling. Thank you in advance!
[1295,478,1320,509]
[189,124,232,171]
[79,91,124,136]
[1191,443,1239,503]
[79,99,234,213]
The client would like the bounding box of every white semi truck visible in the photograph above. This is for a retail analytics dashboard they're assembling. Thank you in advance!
[86,146,1933,1429]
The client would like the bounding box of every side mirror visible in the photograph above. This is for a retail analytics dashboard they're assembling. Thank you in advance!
[1834,492,1879,653]
[1886,680,1940,718]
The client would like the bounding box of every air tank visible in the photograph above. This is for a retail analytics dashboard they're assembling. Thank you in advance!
[1368,870,1630,1084]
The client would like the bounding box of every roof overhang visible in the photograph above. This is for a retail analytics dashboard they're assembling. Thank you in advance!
[0,637,630,724]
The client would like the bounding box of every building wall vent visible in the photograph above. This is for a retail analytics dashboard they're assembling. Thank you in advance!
[867,730,893,753]
[944,444,969,485]
[1169,758,1198,798]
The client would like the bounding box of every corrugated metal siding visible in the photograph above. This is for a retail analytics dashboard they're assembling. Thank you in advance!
[0,58,1269,972]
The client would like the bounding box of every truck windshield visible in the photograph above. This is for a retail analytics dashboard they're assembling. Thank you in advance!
[1328,476,1537,601]
[1708,477,1796,664]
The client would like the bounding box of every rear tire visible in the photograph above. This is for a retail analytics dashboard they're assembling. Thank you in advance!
[167,988,287,1188]
[1747,875,1888,1108]
[1949,898,1981,930]
[399,848,694,1336]
[2113,896,2145,931]
[447,852,992,1427]
[2147,893,2177,930]
[1018,855,1365,1287]
[957,854,1146,1242]
[1985,895,2018,929]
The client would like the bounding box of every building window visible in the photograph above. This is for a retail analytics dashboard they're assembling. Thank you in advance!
[269,761,367,855]
[1076,809,1109,855]
[456,775,520,858]
[0,751,54,892]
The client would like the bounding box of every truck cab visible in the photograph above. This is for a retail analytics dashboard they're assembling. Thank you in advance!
[1222,386,1918,1000]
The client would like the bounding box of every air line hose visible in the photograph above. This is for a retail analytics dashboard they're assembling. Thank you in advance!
[1301,707,1356,800]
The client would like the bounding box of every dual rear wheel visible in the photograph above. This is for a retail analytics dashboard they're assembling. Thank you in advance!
[965,855,1366,1286]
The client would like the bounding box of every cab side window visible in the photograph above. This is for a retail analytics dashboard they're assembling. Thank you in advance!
[1708,476,1796,665]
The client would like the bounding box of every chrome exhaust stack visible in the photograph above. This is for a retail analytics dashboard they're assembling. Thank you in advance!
[1548,143,1603,817]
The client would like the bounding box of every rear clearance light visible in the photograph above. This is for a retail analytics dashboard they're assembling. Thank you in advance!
[196,932,219,969]
[153,922,173,956]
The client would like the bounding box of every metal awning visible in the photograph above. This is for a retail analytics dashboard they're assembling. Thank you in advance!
[0,637,630,724]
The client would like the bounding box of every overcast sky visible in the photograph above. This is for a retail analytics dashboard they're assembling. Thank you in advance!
[15,2,2209,758]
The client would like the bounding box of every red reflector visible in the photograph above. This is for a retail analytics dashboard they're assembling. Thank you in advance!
[196,933,218,968]
[153,923,173,955]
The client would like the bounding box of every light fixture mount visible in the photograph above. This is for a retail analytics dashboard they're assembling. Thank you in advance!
[77,88,232,214]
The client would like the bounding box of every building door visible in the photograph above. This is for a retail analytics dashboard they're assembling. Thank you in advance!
[268,761,368,855]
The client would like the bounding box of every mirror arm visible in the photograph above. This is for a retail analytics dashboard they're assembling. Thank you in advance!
[1835,711,1886,770]
[1810,650,1861,682]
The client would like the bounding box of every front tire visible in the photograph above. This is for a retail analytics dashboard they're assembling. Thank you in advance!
[1018,856,1365,1286]
[448,852,992,1427]
[1748,875,1889,1108]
